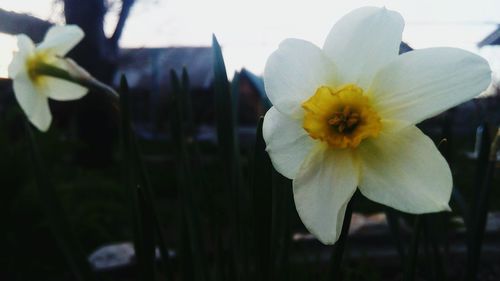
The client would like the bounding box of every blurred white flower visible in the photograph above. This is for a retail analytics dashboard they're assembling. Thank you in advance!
[8,25,88,131]
[263,7,491,244]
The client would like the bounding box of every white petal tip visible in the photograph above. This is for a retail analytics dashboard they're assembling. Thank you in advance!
[31,119,51,132]
[317,236,339,245]
[38,125,50,132]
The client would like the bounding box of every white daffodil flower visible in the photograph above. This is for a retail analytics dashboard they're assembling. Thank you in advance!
[263,7,491,244]
[8,25,88,132]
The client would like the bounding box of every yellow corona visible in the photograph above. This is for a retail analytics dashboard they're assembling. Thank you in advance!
[302,84,382,149]
[26,51,52,86]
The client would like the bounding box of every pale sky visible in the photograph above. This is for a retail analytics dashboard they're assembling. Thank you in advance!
[1,0,499,78]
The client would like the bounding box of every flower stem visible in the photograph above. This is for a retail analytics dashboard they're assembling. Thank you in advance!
[404,215,422,281]
[35,62,119,100]
[385,208,406,263]
[329,193,355,280]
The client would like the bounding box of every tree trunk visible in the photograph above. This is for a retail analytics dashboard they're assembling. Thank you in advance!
[62,0,135,167]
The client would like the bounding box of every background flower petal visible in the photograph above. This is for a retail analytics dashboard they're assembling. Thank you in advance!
[357,123,452,214]
[13,74,52,131]
[263,107,315,179]
[371,47,491,124]
[44,77,88,101]
[16,34,36,52]
[293,146,358,244]
[8,35,35,78]
[264,38,338,117]
[38,25,84,56]
[323,7,404,89]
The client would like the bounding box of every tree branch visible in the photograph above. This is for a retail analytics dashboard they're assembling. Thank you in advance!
[0,8,53,42]
[110,0,135,44]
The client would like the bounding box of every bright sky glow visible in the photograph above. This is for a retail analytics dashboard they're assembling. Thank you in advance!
[1,0,499,78]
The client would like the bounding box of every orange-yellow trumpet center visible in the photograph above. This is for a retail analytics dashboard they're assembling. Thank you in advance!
[302,84,382,149]
[26,51,52,85]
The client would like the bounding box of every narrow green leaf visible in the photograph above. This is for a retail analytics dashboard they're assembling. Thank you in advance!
[181,67,195,135]
[422,215,446,281]
[169,70,208,281]
[183,67,225,280]
[131,130,174,281]
[251,118,273,281]
[24,119,95,281]
[270,171,292,281]
[119,76,154,281]
[471,123,490,213]
[466,126,499,281]
[451,186,470,230]
[231,71,240,122]
[212,34,239,161]
[137,186,156,281]
[230,70,253,279]
[212,34,243,279]
[169,70,183,148]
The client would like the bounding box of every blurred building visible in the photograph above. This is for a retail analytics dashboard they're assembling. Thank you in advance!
[114,47,269,143]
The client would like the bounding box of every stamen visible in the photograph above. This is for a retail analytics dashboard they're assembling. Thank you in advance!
[328,106,360,133]
[346,117,358,127]
[302,84,381,149]
[342,105,351,116]
[328,116,342,126]
[338,123,346,133]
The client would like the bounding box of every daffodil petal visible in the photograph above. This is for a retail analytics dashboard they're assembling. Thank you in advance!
[294,146,358,244]
[263,107,315,179]
[8,53,25,79]
[13,73,52,131]
[16,34,36,52]
[38,25,84,56]
[358,123,452,213]
[322,7,403,89]
[8,52,27,79]
[44,77,88,101]
[371,47,491,124]
[30,94,52,132]
[264,38,338,117]
[8,35,35,78]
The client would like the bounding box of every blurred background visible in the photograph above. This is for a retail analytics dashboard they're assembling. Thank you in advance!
[1,0,500,78]
[0,1,499,281]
